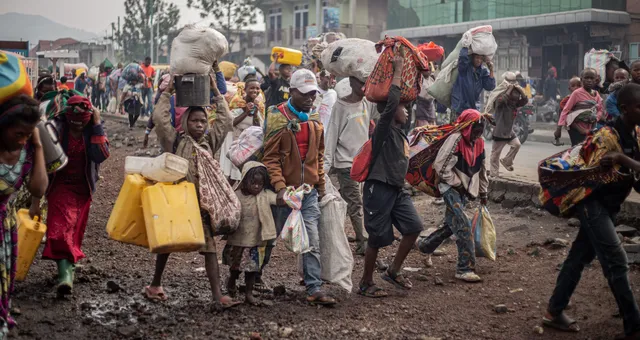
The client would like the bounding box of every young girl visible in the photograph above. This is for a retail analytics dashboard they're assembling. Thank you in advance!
[148,74,240,309]
[220,77,265,182]
[222,162,276,305]
[555,68,603,146]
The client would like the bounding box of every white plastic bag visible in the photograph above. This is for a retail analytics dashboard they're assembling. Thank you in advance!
[280,185,312,254]
[428,25,497,108]
[584,49,615,87]
[320,38,378,82]
[334,78,352,99]
[170,25,229,74]
[318,175,354,292]
[226,126,263,168]
[107,97,117,113]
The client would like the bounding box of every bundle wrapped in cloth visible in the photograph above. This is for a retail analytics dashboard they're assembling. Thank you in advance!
[428,25,497,108]
[170,25,229,74]
[122,63,144,82]
[365,36,429,103]
[0,51,33,105]
[418,41,445,62]
[320,38,377,82]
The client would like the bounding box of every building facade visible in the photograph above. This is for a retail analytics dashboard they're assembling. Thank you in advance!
[246,0,388,66]
[384,0,630,83]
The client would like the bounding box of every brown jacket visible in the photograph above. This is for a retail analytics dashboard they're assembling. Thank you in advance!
[262,108,326,196]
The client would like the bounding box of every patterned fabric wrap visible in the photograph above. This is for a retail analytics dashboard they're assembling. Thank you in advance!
[405,114,483,197]
[538,126,635,216]
[365,36,429,103]
[279,184,312,254]
[263,103,319,141]
[0,52,33,106]
[122,63,144,83]
[42,89,85,119]
[186,135,241,235]
[227,82,266,125]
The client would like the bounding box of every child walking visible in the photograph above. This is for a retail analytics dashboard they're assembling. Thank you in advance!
[148,74,240,309]
[555,68,603,146]
[222,162,276,305]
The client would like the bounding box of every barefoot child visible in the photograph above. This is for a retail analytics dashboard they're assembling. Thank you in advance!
[148,74,239,309]
[223,162,277,305]
[555,68,603,146]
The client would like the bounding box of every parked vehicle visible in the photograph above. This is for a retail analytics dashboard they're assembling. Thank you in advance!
[533,95,560,122]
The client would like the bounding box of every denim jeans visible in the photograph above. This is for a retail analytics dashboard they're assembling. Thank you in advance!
[335,168,367,243]
[261,189,323,295]
[142,88,154,116]
[417,188,475,273]
[548,199,640,336]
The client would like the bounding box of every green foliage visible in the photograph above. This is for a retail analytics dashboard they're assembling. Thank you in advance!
[186,0,260,49]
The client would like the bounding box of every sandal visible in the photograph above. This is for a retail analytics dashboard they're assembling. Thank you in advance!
[143,286,168,301]
[212,295,242,311]
[306,291,337,306]
[542,311,580,332]
[358,283,388,298]
[381,270,413,290]
[500,159,514,172]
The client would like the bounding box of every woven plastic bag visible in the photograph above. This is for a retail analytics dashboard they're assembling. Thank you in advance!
[318,175,353,292]
[227,126,263,168]
[428,25,497,108]
[280,185,312,254]
[170,25,229,74]
[320,38,378,82]
[471,206,497,261]
[584,49,615,87]
[365,36,429,103]
[122,63,143,82]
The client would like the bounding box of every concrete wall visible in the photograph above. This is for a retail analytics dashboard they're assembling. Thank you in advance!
[627,0,640,54]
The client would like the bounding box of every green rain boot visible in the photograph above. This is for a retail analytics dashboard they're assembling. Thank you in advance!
[56,259,73,296]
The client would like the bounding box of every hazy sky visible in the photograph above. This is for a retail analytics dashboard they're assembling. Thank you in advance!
[1,0,265,36]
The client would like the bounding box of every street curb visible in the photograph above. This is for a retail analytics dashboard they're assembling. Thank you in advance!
[489,177,640,225]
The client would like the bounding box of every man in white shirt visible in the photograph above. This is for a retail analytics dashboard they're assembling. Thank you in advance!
[315,70,338,132]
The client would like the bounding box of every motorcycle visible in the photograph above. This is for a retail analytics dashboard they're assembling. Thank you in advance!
[483,103,535,144]
[533,95,560,122]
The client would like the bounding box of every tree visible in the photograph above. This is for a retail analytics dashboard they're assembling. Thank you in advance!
[186,0,260,51]
[112,0,180,62]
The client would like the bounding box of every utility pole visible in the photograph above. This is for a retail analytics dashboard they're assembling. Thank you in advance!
[150,0,155,62]
[316,0,322,34]
[156,20,159,63]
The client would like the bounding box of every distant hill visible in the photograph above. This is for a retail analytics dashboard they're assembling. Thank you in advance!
[0,12,98,43]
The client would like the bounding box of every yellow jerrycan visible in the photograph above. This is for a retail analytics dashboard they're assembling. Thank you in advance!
[271,47,303,66]
[16,209,47,281]
[106,174,149,247]
[141,181,205,253]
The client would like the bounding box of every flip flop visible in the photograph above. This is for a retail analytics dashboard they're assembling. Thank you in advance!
[307,291,337,306]
[144,286,168,302]
[358,283,388,298]
[215,295,242,310]
[381,270,413,290]
[500,159,514,172]
[542,312,580,332]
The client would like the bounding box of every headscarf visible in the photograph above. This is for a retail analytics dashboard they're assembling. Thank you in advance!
[42,89,85,119]
[455,109,486,169]
[64,95,93,125]
[484,76,525,115]
[0,51,33,106]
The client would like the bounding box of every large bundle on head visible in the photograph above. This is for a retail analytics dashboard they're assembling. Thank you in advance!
[428,25,497,108]
[0,51,33,105]
[584,49,619,87]
[334,78,352,99]
[170,25,229,74]
[122,63,144,82]
[417,42,445,63]
[365,36,430,103]
[320,38,378,83]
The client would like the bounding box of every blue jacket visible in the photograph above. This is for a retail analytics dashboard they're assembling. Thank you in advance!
[49,119,110,195]
[606,91,620,119]
[451,47,496,114]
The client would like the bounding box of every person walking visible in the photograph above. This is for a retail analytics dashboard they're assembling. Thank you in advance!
[261,54,292,108]
[450,47,496,122]
[555,68,603,146]
[324,76,374,256]
[315,70,337,130]
[140,57,156,117]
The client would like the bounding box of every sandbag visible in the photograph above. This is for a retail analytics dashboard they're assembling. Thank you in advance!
[334,78,352,99]
[320,38,378,82]
[471,206,497,261]
[171,25,229,74]
[88,66,100,80]
[280,185,312,254]
[428,26,497,108]
[122,63,144,82]
[584,49,616,87]
[365,36,429,103]
[226,126,263,168]
[318,175,353,292]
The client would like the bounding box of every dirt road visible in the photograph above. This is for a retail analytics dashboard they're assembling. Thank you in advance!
[9,120,640,340]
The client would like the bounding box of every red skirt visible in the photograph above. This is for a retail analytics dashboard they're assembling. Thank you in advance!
[43,184,92,263]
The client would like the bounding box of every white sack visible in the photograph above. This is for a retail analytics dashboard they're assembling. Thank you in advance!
[170,25,229,74]
[320,38,377,82]
[334,78,352,99]
[584,49,615,87]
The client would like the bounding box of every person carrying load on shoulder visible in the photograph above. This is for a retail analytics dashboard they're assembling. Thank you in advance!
[260,68,336,306]
[555,68,603,146]
[542,83,640,339]
[148,73,241,310]
[450,47,495,122]
[416,109,489,283]
[261,54,292,108]
[358,53,424,298]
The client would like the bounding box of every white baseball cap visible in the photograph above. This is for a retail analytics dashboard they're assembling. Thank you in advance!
[290,69,319,94]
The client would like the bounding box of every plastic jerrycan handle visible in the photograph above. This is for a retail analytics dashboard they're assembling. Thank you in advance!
[32,215,41,231]
[45,121,60,144]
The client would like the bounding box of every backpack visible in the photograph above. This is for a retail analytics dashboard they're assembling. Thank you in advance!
[350,139,373,182]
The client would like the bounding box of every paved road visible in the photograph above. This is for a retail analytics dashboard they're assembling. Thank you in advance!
[489,140,640,203]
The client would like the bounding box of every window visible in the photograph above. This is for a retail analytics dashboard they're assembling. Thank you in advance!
[294,4,309,40]
[630,43,640,63]
[268,8,282,42]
